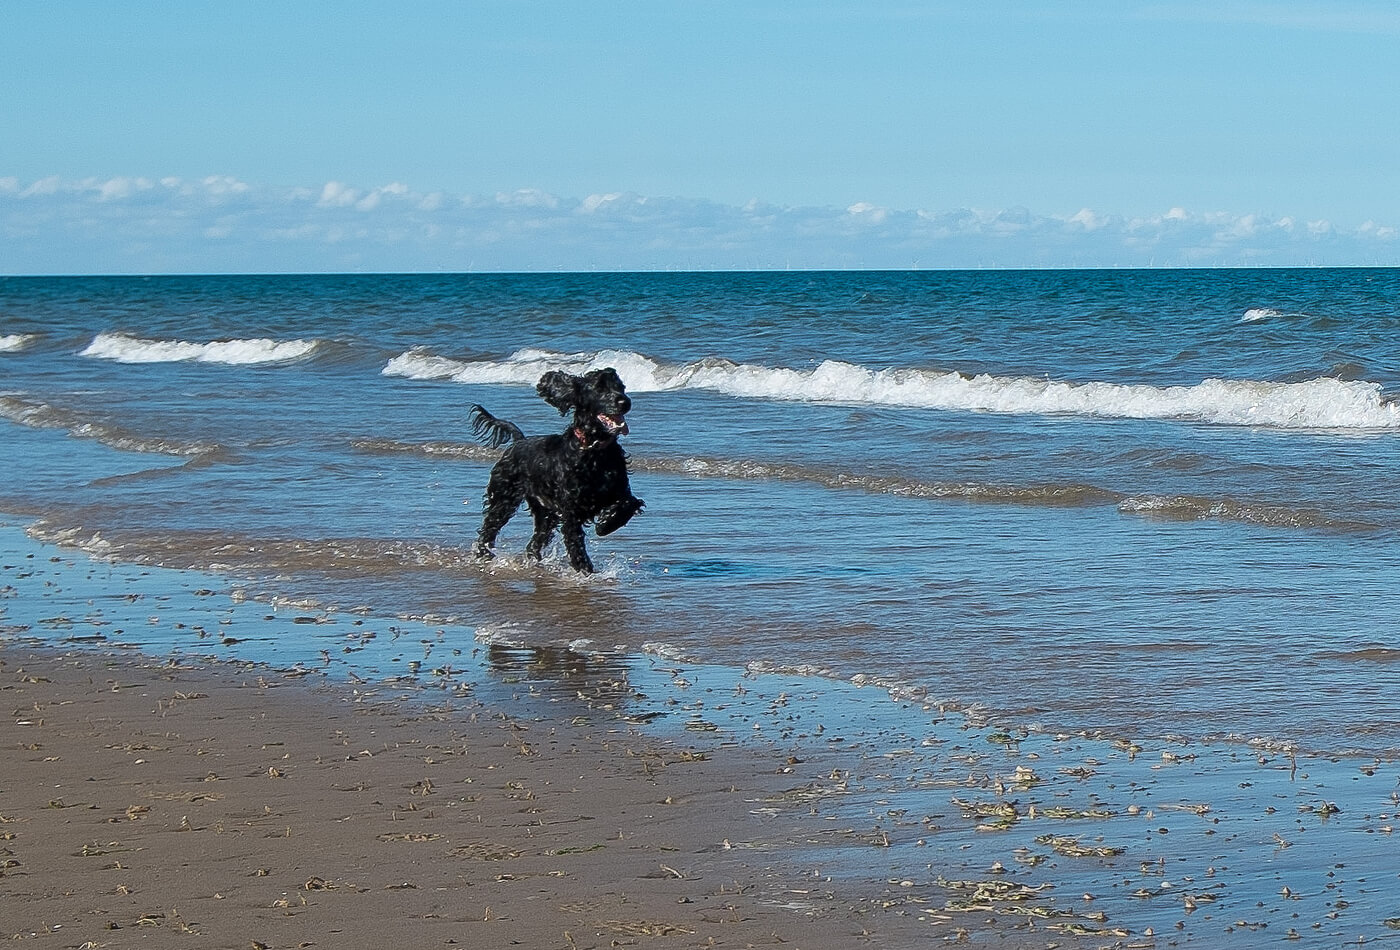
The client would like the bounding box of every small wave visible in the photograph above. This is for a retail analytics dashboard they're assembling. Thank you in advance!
[87,455,224,487]
[383,346,1400,431]
[641,454,1122,508]
[25,520,477,576]
[0,394,225,458]
[21,518,625,592]
[350,437,501,464]
[348,438,1121,509]
[1315,647,1400,663]
[81,331,320,365]
[0,333,39,353]
[349,439,1372,533]
[1240,307,1284,323]
[1118,494,1377,533]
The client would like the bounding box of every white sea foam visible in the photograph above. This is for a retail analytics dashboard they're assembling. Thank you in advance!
[383,347,1400,431]
[641,641,695,663]
[383,346,660,386]
[1241,307,1283,323]
[81,332,319,365]
[473,623,528,649]
[0,333,38,352]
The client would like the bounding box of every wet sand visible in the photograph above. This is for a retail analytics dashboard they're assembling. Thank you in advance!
[2,646,937,949]
[5,525,1400,949]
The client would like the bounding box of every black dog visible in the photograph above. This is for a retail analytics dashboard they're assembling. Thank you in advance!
[468,368,644,573]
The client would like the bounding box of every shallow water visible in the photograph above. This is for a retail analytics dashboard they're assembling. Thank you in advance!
[4,269,1400,754]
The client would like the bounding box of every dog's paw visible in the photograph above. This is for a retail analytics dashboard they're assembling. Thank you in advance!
[595,497,644,537]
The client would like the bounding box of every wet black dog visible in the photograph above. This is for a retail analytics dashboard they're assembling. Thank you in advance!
[468,368,644,573]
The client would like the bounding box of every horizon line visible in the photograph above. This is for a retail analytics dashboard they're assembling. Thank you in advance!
[7,263,1400,279]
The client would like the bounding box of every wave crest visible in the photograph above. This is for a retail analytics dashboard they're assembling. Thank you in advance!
[81,332,320,365]
[0,333,39,353]
[382,346,1400,431]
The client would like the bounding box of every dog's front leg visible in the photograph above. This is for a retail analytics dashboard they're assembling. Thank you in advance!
[560,518,594,573]
[595,494,644,537]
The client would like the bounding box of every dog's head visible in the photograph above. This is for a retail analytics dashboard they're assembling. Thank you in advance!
[536,368,632,446]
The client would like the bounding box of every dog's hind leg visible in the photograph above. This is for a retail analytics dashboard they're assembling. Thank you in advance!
[474,475,524,560]
[524,499,558,562]
[559,517,595,574]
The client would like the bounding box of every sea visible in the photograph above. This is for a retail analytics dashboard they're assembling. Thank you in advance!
[4,268,1400,760]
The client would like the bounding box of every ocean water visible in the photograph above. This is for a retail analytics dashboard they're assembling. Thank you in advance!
[4,269,1400,756]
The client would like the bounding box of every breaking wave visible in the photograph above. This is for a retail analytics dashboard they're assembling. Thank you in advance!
[81,332,321,365]
[0,333,39,352]
[382,347,1400,431]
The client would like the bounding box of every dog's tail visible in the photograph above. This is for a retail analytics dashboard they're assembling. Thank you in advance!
[468,404,526,449]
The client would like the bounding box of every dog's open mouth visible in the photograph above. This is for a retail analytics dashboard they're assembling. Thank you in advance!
[597,412,629,436]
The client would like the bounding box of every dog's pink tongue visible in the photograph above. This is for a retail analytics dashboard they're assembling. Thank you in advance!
[599,413,629,435]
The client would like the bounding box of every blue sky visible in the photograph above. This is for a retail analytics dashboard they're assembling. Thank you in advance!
[3,1,1398,272]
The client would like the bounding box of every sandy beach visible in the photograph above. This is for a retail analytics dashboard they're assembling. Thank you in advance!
[3,646,933,949]
[0,525,996,950]
[5,525,1400,949]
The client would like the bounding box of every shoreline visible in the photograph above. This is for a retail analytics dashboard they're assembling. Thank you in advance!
[5,521,1400,947]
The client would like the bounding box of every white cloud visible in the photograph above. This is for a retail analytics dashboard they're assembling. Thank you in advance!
[318,181,359,207]
[1069,208,1108,231]
[352,182,411,212]
[2,174,1397,274]
[96,177,156,201]
[494,189,560,209]
[202,175,251,196]
[22,176,62,197]
[578,192,629,213]
[846,202,889,224]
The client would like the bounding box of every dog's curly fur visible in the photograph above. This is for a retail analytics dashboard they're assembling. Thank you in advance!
[469,368,644,573]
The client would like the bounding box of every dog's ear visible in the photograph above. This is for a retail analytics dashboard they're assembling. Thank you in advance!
[536,370,580,414]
